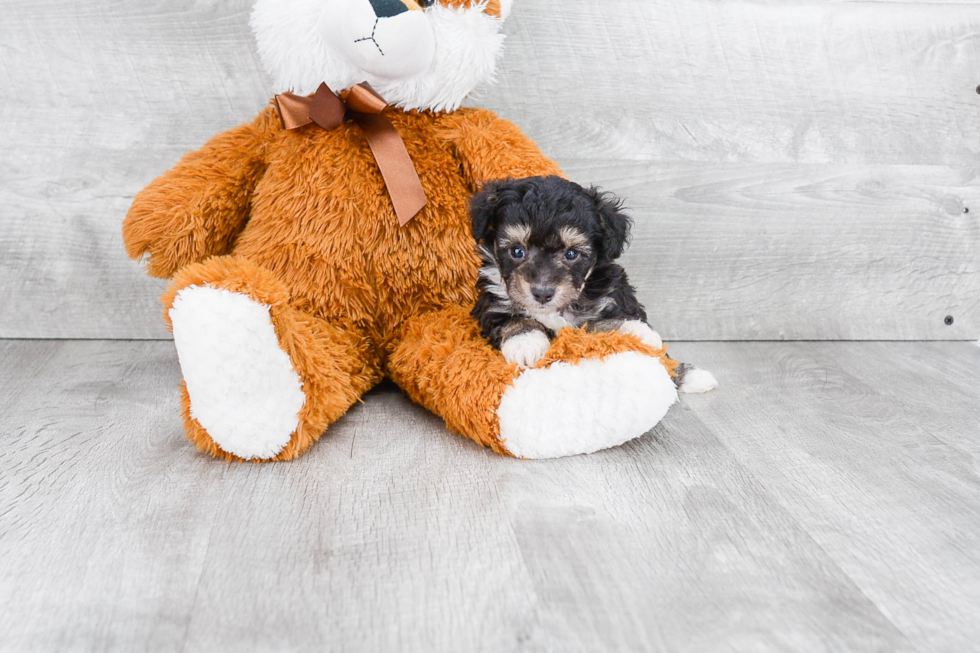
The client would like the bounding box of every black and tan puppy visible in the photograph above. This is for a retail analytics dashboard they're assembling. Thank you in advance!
[471,176,717,393]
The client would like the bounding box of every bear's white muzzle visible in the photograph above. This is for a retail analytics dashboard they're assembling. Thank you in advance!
[319,0,436,81]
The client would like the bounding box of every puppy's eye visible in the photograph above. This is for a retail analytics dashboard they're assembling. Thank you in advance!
[418,0,436,7]
[510,245,526,260]
[564,249,580,262]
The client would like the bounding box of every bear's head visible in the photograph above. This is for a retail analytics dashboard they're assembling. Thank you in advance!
[251,0,514,113]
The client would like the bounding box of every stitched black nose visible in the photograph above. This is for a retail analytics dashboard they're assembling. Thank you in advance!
[531,287,555,304]
[369,0,409,18]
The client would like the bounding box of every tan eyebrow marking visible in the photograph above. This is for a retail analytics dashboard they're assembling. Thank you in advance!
[501,224,531,244]
[559,226,590,250]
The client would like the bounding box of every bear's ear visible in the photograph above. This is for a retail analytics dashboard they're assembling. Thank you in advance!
[589,187,633,262]
[471,181,504,242]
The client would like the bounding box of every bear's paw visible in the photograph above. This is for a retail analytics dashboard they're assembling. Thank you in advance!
[496,352,677,459]
[170,286,306,460]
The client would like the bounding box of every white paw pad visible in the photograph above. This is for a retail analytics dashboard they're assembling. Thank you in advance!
[619,320,664,349]
[497,352,678,459]
[169,286,306,460]
[501,330,551,369]
[679,367,719,394]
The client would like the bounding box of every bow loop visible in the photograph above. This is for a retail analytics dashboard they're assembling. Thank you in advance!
[345,83,387,115]
[274,91,319,130]
[273,82,427,226]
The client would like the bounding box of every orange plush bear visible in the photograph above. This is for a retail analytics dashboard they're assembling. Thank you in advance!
[123,0,679,461]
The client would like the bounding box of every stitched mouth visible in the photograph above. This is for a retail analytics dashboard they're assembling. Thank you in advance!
[353,18,385,56]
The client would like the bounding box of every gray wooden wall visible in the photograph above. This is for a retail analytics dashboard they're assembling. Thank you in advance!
[2,0,978,340]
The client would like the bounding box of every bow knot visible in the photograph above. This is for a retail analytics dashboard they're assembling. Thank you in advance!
[274,82,427,226]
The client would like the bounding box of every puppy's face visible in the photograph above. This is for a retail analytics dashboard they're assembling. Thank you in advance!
[495,222,593,315]
[472,176,633,317]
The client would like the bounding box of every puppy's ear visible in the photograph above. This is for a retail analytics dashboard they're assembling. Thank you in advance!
[590,187,633,261]
[471,179,510,242]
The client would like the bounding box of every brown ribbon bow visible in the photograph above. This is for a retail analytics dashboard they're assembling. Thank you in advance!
[274,83,427,226]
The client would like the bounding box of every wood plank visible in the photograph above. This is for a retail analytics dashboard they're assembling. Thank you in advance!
[815,341,980,456]
[575,161,980,341]
[0,0,264,341]
[0,342,541,651]
[490,417,913,652]
[493,0,980,166]
[6,340,971,651]
[667,340,980,653]
[2,0,979,340]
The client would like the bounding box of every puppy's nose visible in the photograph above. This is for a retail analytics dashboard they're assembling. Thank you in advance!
[531,287,556,304]
[369,0,411,18]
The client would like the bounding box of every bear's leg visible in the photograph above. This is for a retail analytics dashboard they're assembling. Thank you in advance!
[386,306,679,459]
[162,256,382,462]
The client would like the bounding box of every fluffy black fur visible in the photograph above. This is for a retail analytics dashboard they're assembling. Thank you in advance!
[470,176,693,387]
[471,175,641,329]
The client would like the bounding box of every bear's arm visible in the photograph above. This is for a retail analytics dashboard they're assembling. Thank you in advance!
[123,106,280,279]
[440,109,564,185]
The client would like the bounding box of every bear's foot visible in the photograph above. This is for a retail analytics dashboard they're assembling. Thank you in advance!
[170,285,306,461]
[388,307,679,460]
[164,256,383,462]
[497,351,677,459]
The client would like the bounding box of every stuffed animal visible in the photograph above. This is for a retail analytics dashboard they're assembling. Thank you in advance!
[123,0,680,461]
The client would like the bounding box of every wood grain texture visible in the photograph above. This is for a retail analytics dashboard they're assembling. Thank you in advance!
[2,339,980,651]
[581,162,980,340]
[1,0,979,339]
[671,340,980,653]
[490,0,980,166]
[0,0,266,341]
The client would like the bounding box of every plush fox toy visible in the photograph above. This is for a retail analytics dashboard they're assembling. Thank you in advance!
[123,0,680,461]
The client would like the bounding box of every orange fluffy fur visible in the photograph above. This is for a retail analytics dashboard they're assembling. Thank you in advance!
[126,103,671,459]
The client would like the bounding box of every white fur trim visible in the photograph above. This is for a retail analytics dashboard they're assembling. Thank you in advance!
[477,254,511,303]
[318,1,435,81]
[251,0,506,112]
[498,352,677,459]
[619,320,663,349]
[679,368,719,395]
[499,0,514,20]
[169,287,306,461]
[501,330,551,368]
[252,0,360,98]
[530,309,573,332]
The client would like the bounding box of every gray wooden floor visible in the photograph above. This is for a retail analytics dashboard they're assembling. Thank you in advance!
[1,340,979,652]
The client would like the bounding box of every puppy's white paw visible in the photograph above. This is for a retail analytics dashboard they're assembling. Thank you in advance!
[619,320,664,349]
[679,367,719,394]
[501,330,551,369]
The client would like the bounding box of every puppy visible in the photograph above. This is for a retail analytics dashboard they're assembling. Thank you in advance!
[471,176,717,394]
